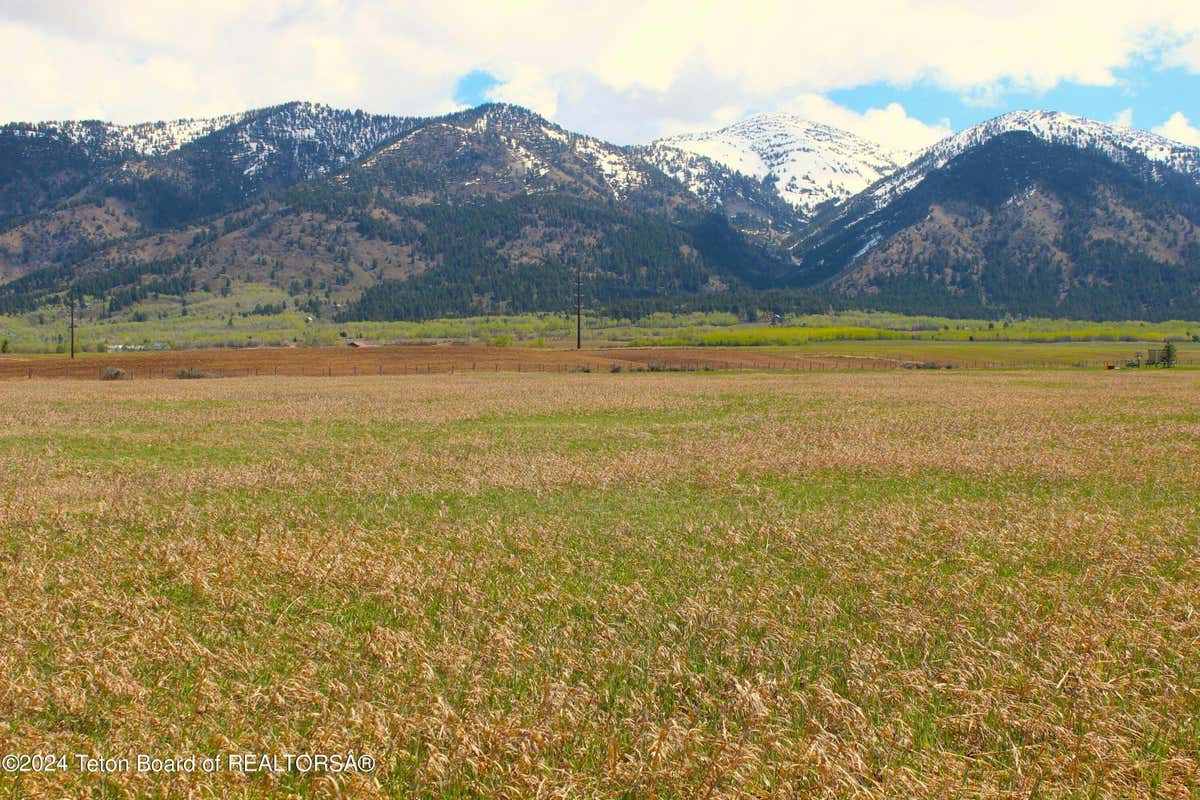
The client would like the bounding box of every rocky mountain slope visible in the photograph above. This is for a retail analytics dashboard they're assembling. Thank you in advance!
[793,113,1200,319]
[0,103,423,288]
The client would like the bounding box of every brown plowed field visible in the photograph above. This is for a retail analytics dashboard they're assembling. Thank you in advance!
[0,345,901,380]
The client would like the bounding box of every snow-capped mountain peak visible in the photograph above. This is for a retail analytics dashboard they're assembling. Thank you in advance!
[868,109,1200,208]
[941,110,1200,169]
[1,101,417,180]
[649,112,905,216]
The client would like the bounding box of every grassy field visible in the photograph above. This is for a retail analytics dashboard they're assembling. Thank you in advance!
[1,370,1198,797]
[2,286,1198,354]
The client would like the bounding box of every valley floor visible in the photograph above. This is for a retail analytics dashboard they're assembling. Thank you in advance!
[0,338,1194,382]
[1,370,1197,797]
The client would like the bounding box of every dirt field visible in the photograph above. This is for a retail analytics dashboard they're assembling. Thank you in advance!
[0,344,900,380]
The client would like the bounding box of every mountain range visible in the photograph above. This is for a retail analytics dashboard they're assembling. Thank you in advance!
[1,101,1198,322]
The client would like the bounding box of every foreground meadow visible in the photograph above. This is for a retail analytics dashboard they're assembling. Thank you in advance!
[0,371,1198,798]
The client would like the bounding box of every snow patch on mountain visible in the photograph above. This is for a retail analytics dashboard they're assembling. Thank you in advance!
[500,135,550,178]
[574,137,644,198]
[642,146,734,207]
[852,234,880,261]
[541,125,568,144]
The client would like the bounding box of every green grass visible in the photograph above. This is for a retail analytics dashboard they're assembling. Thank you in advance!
[2,281,1198,355]
[633,325,913,346]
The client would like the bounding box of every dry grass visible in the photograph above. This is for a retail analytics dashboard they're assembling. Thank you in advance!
[0,345,896,382]
[0,371,1198,798]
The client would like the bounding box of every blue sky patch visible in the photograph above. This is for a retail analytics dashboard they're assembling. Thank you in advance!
[454,70,502,107]
[828,63,1200,134]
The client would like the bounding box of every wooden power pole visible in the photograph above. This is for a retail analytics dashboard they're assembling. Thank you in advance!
[69,293,76,359]
[575,263,582,350]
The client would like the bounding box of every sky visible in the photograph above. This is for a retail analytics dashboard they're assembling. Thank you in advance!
[2,0,1199,153]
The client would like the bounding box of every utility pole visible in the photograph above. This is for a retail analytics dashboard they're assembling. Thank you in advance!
[575,262,582,350]
[69,292,76,359]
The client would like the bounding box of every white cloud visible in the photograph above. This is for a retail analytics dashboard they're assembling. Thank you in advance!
[1112,108,1134,128]
[484,69,560,119]
[1153,112,1200,146]
[1160,32,1200,71]
[782,95,952,156]
[1,0,1200,144]
[657,105,748,138]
